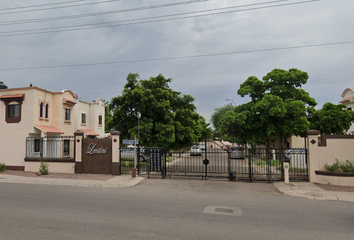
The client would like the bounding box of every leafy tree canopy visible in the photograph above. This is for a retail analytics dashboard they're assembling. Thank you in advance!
[309,102,354,134]
[210,103,234,139]
[219,68,317,148]
[107,73,211,148]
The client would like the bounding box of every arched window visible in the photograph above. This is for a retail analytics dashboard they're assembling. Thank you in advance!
[45,103,49,119]
[40,102,43,118]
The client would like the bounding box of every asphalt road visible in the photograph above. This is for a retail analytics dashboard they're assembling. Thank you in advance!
[1,179,353,240]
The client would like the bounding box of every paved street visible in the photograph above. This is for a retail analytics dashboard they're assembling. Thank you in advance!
[1,178,353,240]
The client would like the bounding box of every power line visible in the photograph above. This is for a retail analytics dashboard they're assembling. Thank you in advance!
[0,1,129,15]
[0,0,211,25]
[0,40,352,71]
[0,0,320,37]
[0,0,85,12]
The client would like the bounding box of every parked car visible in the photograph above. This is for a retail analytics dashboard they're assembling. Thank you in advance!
[230,146,244,159]
[190,146,202,156]
[120,147,146,162]
[198,143,206,151]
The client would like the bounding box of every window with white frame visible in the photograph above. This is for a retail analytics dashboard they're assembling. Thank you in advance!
[65,109,70,121]
[81,113,86,124]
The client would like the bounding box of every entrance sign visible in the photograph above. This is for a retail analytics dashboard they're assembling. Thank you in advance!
[86,143,108,154]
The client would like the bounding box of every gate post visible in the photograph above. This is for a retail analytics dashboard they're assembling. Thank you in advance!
[306,130,320,183]
[111,131,121,175]
[74,131,84,174]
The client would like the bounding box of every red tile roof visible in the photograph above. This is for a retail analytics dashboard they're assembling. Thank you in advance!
[64,98,77,105]
[340,97,352,103]
[0,93,25,99]
[35,125,65,134]
[79,129,99,136]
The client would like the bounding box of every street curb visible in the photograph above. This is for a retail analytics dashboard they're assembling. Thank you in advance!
[273,182,354,202]
[0,174,145,188]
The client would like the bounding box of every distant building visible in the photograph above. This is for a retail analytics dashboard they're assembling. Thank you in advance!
[340,88,354,133]
[0,84,105,170]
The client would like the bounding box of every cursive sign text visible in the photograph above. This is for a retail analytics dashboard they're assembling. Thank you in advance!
[86,143,108,155]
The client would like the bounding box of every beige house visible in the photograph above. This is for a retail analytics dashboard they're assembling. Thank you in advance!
[0,85,105,171]
[340,88,354,133]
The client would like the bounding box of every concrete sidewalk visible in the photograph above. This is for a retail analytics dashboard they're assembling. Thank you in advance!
[274,182,354,202]
[0,174,145,188]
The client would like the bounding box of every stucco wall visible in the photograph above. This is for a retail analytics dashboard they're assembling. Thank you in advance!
[0,88,35,167]
[25,162,75,174]
[0,87,105,170]
[307,131,354,186]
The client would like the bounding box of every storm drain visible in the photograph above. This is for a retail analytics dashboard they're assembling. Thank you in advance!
[203,205,242,216]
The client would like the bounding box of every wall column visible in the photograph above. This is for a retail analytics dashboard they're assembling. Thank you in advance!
[111,131,121,175]
[306,130,320,183]
[74,131,84,174]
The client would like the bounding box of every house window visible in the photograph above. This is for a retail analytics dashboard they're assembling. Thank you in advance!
[98,115,102,126]
[65,109,70,121]
[34,139,41,153]
[39,102,43,118]
[348,107,352,111]
[63,140,70,157]
[8,104,20,118]
[81,113,86,124]
[45,104,49,119]
[0,94,25,123]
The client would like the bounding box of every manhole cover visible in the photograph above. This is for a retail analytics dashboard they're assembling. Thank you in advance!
[203,205,242,216]
[215,208,233,213]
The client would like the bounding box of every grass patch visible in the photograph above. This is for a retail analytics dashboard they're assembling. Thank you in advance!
[254,160,266,166]
[253,159,281,167]
[290,167,307,173]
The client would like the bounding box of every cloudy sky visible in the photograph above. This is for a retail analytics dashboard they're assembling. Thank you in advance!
[1,0,353,125]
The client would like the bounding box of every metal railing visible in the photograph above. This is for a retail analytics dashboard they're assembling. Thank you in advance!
[26,136,75,159]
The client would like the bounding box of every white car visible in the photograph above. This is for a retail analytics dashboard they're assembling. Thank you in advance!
[198,143,206,151]
[190,146,201,156]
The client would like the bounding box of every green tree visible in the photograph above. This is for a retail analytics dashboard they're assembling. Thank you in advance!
[105,101,113,133]
[220,68,317,149]
[210,103,234,140]
[309,102,354,134]
[109,73,209,148]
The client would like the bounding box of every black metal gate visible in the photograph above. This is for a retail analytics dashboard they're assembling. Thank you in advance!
[135,142,308,182]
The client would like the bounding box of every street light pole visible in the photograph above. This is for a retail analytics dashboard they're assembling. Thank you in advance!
[134,112,141,169]
[137,111,141,143]
[225,99,236,106]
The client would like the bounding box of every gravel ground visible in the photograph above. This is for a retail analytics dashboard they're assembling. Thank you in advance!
[0,170,115,181]
[314,183,354,192]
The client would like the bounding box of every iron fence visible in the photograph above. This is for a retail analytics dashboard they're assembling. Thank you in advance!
[26,136,75,159]
[120,147,165,178]
[121,145,308,182]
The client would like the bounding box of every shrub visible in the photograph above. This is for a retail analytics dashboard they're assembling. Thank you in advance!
[0,163,6,172]
[325,159,354,172]
[339,160,354,172]
[39,161,49,175]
